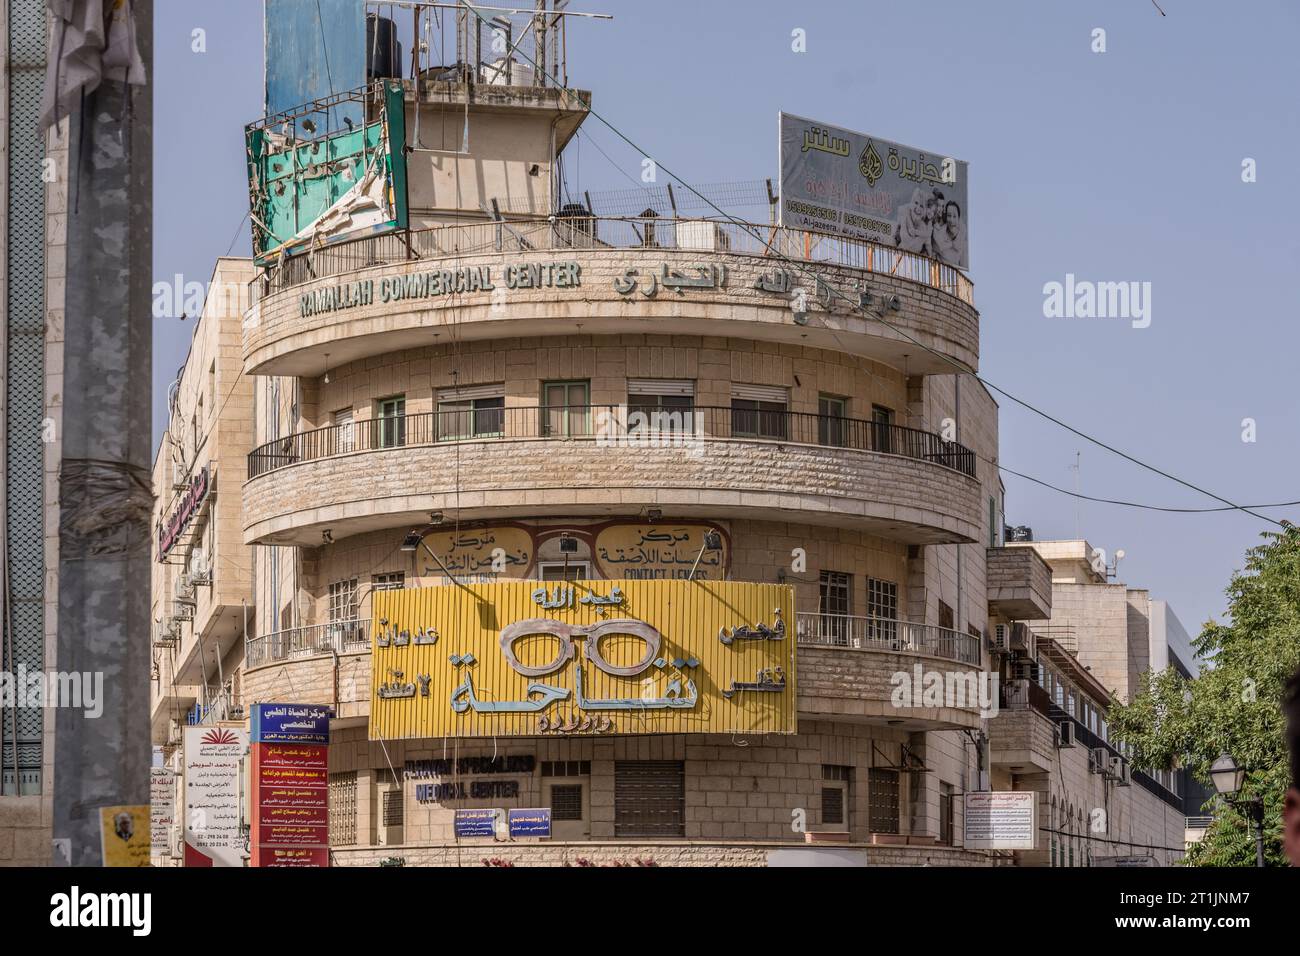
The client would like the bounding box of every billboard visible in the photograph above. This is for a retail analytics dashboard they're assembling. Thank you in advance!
[779,112,969,270]
[250,704,331,868]
[370,580,796,739]
[246,82,409,266]
[183,726,249,867]
[149,767,175,859]
[964,791,1036,850]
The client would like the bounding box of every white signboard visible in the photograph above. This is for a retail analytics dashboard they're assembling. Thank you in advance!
[964,791,1036,850]
[183,726,249,867]
[779,112,970,270]
[149,767,176,858]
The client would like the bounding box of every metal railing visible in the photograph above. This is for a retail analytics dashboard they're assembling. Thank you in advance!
[246,618,372,668]
[255,215,973,305]
[248,404,976,480]
[795,612,981,665]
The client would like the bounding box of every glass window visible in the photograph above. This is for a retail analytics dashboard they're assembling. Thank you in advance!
[328,578,358,622]
[871,404,895,454]
[372,571,405,592]
[731,397,788,440]
[867,577,898,645]
[333,407,355,453]
[938,600,955,631]
[378,396,406,448]
[867,769,900,834]
[438,395,504,440]
[818,571,852,645]
[551,784,584,822]
[818,394,848,447]
[542,381,590,437]
[939,782,954,845]
[540,562,590,582]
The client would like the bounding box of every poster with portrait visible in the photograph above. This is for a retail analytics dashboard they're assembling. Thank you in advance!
[779,112,969,270]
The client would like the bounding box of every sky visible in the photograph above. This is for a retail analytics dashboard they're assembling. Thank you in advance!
[152,0,1300,635]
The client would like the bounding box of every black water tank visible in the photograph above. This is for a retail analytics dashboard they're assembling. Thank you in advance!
[367,14,402,80]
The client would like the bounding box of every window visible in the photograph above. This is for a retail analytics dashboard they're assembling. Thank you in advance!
[614,761,685,838]
[541,381,590,437]
[551,785,584,822]
[818,571,853,645]
[867,577,898,645]
[329,771,358,847]
[818,394,848,447]
[939,782,954,845]
[333,407,355,453]
[871,404,895,454]
[540,561,590,582]
[437,385,505,440]
[938,600,955,631]
[628,380,695,439]
[377,396,406,448]
[821,765,852,827]
[989,496,998,547]
[731,384,789,440]
[328,578,359,622]
[372,571,405,592]
[382,788,404,827]
[867,768,900,834]
[542,760,591,777]
[208,361,216,410]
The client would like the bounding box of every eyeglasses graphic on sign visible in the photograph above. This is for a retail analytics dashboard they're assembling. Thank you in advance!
[447,617,699,715]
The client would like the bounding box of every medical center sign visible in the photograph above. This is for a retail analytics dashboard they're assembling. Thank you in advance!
[369,580,796,739]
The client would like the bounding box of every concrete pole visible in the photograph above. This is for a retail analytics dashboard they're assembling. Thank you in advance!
[52,2,153,865]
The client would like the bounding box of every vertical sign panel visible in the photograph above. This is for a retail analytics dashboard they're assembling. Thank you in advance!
[250,704,332,867]
[183,726,249,867]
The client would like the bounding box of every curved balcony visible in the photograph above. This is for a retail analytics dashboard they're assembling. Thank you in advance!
[241,613,987,733]
[795,612,987,731]
[243,217,979,378]
[242,405,981,547]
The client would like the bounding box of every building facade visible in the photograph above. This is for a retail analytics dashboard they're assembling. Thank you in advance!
[149,259,255,864]
[143,4,1189,868]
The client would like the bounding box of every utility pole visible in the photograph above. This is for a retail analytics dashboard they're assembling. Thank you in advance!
[53,2,153,865]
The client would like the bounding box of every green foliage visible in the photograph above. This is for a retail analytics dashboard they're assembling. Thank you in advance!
[1108,525,1300,866]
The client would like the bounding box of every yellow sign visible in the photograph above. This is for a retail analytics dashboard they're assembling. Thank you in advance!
[370,580,795,739]
[593,524,728,580]
[99,805,151,867]
[423,526,533,577]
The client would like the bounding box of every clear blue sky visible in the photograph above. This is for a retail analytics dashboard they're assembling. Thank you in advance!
[152,0,1300,635]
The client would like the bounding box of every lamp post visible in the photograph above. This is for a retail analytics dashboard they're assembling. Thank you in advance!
[1209,752,1266,867]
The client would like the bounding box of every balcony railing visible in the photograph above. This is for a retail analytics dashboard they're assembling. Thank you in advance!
[248,405,976,480]
[795,612,981,665]
[253,215,973,305]
[246,618,371,668]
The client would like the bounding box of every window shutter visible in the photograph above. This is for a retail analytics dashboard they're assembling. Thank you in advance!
[438,383,505,402]
[626,378,695,397]
[730,383,788,403]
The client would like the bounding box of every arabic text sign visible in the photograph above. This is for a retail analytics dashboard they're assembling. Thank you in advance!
[455,809,501,838]
[370,579,796,739]
[779,112,969,270]
[250,703,331,868]
[593,524,728,581]
[150,767,175,855]
[183,726,248,867]
[963,791,1036,850]
[509,808,552,839]
[99,805,150,867]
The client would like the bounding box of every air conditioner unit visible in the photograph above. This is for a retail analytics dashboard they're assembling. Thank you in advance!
[171,459,189,490]
[1117,759,1132,787]
[1011,659,1035,682]
[1057,721,1076,748]
[1088,747,1107,775]
[991,624,1011,654]
[189,553,213,587]
[153,620,179,648]
[1105,756,1127,783]
[174,574,196,601]
[171,600,194,621]
[1010,622,1034,655]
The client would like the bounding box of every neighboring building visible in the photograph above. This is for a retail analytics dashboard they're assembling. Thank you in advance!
[148,259,255,865]
[0,3,61,865]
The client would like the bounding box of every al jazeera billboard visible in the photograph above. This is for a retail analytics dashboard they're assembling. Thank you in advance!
[370,580,795,739]
[779,112,969,270]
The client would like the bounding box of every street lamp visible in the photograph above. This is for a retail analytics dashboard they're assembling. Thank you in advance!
[1209,752,1266,867]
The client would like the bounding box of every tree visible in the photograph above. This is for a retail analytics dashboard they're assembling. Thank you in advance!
[1108,525,1300,865]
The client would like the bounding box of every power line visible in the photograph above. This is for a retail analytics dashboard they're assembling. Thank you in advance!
[454,0,1283,529]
